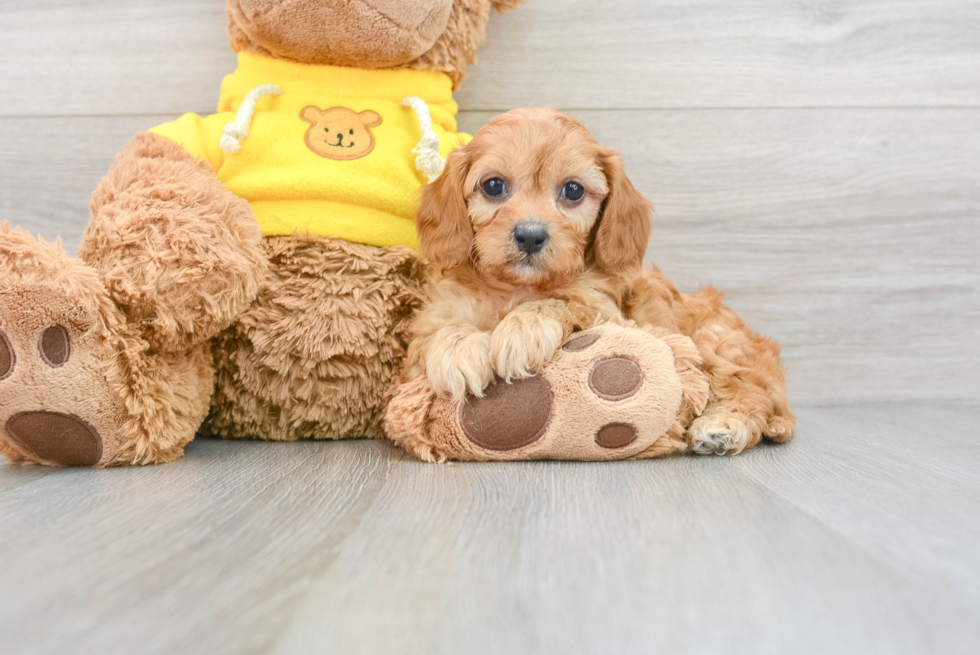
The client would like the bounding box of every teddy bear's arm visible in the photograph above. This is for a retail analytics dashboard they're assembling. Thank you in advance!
[79,132,267,353]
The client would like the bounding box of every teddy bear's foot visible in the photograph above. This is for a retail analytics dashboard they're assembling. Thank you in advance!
[387,322,709,462]
[0,224,212,467]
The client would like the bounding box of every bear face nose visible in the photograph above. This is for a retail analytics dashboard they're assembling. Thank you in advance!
[337,133,344,141]
[512,222,549,256]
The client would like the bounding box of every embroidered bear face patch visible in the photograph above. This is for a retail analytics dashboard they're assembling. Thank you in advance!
[300,106,382,160]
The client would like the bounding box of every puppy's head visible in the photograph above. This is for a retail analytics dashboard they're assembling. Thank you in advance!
[417,108,652,290]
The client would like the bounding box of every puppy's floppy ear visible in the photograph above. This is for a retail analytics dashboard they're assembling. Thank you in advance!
[594,148,653,275]
[416,146,474,269]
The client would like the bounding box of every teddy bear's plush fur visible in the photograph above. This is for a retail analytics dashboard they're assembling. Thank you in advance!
[227,0,524,86]
[0,0,521,467]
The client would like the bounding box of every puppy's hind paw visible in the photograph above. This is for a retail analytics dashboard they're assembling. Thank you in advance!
[689,414,751,456]
[764,415,795,443]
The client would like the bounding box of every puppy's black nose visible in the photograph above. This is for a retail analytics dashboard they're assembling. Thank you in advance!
[513,222,549,256]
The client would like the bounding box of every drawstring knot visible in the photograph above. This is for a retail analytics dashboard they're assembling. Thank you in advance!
[401,96,445,183]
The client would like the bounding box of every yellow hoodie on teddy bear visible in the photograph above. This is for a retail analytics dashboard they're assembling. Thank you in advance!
[150,52,470,251]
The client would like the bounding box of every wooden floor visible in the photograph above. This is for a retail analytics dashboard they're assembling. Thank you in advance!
[1,1,979,653]
[0,404,978,654]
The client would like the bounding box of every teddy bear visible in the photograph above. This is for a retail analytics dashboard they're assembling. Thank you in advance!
[0,0,524,467]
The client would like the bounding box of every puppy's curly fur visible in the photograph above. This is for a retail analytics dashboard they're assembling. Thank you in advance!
[407,108,794,455]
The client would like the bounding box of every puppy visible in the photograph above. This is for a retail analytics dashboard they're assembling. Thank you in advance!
[406,107,794,455]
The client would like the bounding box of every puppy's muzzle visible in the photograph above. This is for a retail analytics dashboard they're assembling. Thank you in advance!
[512,221,549,256]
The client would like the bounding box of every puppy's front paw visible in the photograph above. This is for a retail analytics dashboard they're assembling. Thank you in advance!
[490,314,564,382]
[426,331,494,401]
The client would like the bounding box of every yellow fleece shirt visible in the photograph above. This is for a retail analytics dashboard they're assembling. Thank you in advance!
[150,52,470,250]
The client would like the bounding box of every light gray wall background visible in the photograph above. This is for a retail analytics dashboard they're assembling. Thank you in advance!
[1,1,977,404]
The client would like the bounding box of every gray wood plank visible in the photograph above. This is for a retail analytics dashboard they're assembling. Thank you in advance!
[0,404,978,655]
[735,403,980,615]
[3,109,977,404]
[460,0,980,110]
[0,440,401,655]
[2,0,979,117]
[276,409,980,655]
[0,116,162,251]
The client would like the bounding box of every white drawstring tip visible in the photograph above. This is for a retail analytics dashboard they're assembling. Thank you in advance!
[220,132,242,153]
[221,84,281,154]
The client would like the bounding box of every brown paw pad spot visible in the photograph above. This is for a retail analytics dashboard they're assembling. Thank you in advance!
[460,376,554,451]
[0,329,13,380]
[5,411,103,466]
[589,356,643,401]
[39,325,70,367]
[595,422,639,449]
[562,332,600,352]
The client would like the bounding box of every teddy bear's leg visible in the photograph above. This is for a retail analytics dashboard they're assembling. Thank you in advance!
[206,236,425,441]
[386,322,710,462]
[0,224,213,466]
[0,132,265,466]
[80,132,267,355]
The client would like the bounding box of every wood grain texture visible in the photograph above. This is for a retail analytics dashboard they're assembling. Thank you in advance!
[3,110,977,404]
[0,115,161,248]
[0,0,235,118]
[0,404,978,655]
[2,0,979,117]
[461,0,980,110]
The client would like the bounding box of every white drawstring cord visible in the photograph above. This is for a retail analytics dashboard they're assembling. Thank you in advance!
[220,88,445,181]
[401,96,445,183]
[220,84,281,153]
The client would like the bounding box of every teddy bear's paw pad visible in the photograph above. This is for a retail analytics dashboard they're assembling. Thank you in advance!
[460,375,554,451]
[589,356,643,401]
[689,414,750,456]
[595,422,639,449]
[0,329,13,380]
[38,325,71,367]
[5,411,103,467]
[562,332,601,352]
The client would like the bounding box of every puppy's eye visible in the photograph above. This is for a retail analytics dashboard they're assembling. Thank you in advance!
[483,178,506,198]
[349,129,354,135]
[562,181,585,202]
